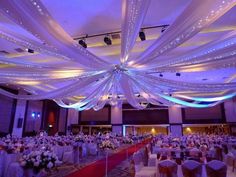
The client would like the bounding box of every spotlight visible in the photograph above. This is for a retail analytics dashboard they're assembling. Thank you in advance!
[139,31,146,41]
[26,48,34,53]
[161,26,167,33]
[79,39,87,48]
[176,73,181,76]
[104,35,112,45]
[159,73,163,77]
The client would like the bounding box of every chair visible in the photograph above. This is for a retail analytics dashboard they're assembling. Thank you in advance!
[133,152,144,171]
[182,160,202,177]
[215,147,223,161]
[158,160,178,177]
[5,162,24,177]
[189,148,200,157]
[206,160,227,177]
[148,154,157,167]
[132,153,156,177]
[88,143,97,155]
[62,150,74,164]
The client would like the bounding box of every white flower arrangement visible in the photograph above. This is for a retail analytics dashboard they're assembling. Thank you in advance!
[99,140,116,150]
[123,137,134,144]
[20,150,59,173]
[75,135,85,143]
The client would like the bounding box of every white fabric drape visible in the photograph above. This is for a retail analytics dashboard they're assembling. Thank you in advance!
[0,0,235,109]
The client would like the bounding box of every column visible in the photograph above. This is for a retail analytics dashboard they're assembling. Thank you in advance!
[168,106,183,136]
[224,98,236,134]
[58,108,68,135]
[224,99,236,123]
[12,99,27,137]
[111,105,123,136]
[66,108,79,134]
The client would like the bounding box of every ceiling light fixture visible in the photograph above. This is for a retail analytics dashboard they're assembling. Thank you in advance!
[139,30,146,41]
[104,35,112,45]
[78,39,87,48]
[176,73,181,76]
[26,48,34,53]
[161,26,167,33]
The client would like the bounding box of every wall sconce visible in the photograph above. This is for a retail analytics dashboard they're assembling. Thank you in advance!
[31,112,36,118]
[32,112,40,119]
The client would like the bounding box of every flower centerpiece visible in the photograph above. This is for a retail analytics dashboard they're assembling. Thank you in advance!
[20,150,59,174]
[75,135,85,143]
[123,137,133,144]
[99,139,116,150]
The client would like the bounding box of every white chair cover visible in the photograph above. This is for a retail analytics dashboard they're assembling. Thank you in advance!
[148,154,157,167]
[158,160,178,177]
[206,160,227,177]
[5,162,24,177]
[182,160,202,177]
[189,148,200,157]
[62,151,74,164]
[3,153,21,177]
[54,145,64,160]
[82,143,87,157]
[0,150,5,177]
[88,143,97,155]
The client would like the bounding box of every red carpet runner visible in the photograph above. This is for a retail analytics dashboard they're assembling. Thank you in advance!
[67,139,151,177]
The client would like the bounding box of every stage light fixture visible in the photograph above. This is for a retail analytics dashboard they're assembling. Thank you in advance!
[176,73,181,76]
[161,26,167,33]
[139,31,146,41]
[78,39,87,48]
[104,35,112,45]
[26,48,34,53]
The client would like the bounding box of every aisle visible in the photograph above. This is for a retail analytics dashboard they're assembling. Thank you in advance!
[67,139,150,177]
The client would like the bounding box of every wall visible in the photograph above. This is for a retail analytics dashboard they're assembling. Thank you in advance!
[24,100,43,133]
[0,94,15,135]
[58,108,68,134]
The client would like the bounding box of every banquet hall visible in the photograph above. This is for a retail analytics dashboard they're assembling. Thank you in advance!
[1,0,236,177]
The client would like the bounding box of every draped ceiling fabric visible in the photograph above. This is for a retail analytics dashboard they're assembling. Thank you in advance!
[0,0,236,110]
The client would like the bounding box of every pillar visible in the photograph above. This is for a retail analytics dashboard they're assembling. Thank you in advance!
[168,106,183,136]
[66,108,79,134]
[224,99,236,123]
[11,92,27,137]
[111,105,123,136]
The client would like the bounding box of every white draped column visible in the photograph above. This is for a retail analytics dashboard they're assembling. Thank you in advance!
[111,105,123,136]
[66,108,79,135]
[12,91,27,137]
[168,106,183,136]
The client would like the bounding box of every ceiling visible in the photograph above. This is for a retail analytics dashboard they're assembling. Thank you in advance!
[0,0,235,109]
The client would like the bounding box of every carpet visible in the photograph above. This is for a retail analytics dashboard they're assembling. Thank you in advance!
[67,139,151,177]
